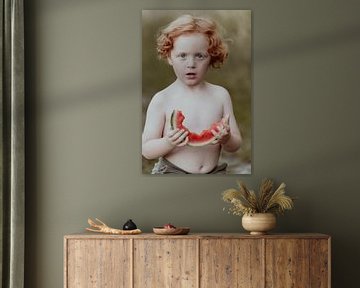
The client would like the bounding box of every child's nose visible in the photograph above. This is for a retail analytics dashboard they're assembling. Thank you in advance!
[186,57,196,68]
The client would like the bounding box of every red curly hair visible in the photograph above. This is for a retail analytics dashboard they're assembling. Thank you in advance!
[156,15,228,68]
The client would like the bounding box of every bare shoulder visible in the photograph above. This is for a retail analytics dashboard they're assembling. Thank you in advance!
[148,86,172,109]
[206,83,231,100]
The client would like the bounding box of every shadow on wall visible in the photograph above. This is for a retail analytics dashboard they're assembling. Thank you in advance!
[39,24,360,111]
[255,24,360,64]
[41,78,136,112]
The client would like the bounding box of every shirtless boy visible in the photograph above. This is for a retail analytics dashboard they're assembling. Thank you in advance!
[142,14,242,174]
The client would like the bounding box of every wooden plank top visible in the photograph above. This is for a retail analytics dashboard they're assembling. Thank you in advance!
[64,232,330,240]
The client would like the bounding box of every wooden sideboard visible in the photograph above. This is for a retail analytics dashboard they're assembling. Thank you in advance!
[64,233,330,288]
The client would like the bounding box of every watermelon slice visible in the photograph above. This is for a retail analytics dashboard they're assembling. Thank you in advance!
[170,110,224,147]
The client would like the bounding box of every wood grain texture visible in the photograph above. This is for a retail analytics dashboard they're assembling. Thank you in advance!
[66,239,131,288]
[133,239,197,288]
[65,233,330,240]
[200,239,264,288]
[64,234,330,288]
[265,239,310,288]
[310,239,330,288]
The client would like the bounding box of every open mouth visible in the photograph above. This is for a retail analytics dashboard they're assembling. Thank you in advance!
[185,73,196,77]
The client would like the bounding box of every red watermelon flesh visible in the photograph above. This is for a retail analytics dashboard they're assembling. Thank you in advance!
[170,110,222,147]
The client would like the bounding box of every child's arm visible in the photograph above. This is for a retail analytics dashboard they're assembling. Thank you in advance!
[142,94,188,159]
[218,91,242,152]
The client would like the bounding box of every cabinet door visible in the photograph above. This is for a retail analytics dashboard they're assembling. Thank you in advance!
[134,239,198,288]
[200,239,264,288]
[65,239,131,288]
[266,239,310,288]
[265,239,329,288]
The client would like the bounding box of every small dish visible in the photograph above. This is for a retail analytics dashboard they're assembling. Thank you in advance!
[153,227,190,235]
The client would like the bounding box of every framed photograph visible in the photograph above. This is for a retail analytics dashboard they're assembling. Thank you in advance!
[142,10,251,175]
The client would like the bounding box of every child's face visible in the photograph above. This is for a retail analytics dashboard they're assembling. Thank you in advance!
[168,33,211,87]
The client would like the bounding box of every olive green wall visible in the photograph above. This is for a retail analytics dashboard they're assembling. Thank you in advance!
[25,0,360,287]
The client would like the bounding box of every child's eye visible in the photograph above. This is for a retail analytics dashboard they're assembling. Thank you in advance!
[178,53,187,59]
[195,53,207,60]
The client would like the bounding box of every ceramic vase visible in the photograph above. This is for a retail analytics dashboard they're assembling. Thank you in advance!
[242,213,276,235]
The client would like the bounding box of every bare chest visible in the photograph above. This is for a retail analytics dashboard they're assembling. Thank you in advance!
[164,96,223,133]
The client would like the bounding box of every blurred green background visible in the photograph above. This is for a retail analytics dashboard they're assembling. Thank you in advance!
[142,10,252,174]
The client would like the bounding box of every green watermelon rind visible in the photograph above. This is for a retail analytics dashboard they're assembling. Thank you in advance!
[170,110,176,130]
[170,109,218,147]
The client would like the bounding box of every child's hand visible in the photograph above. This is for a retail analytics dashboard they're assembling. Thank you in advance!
[165,129,189,147]
[211,115,230,145]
